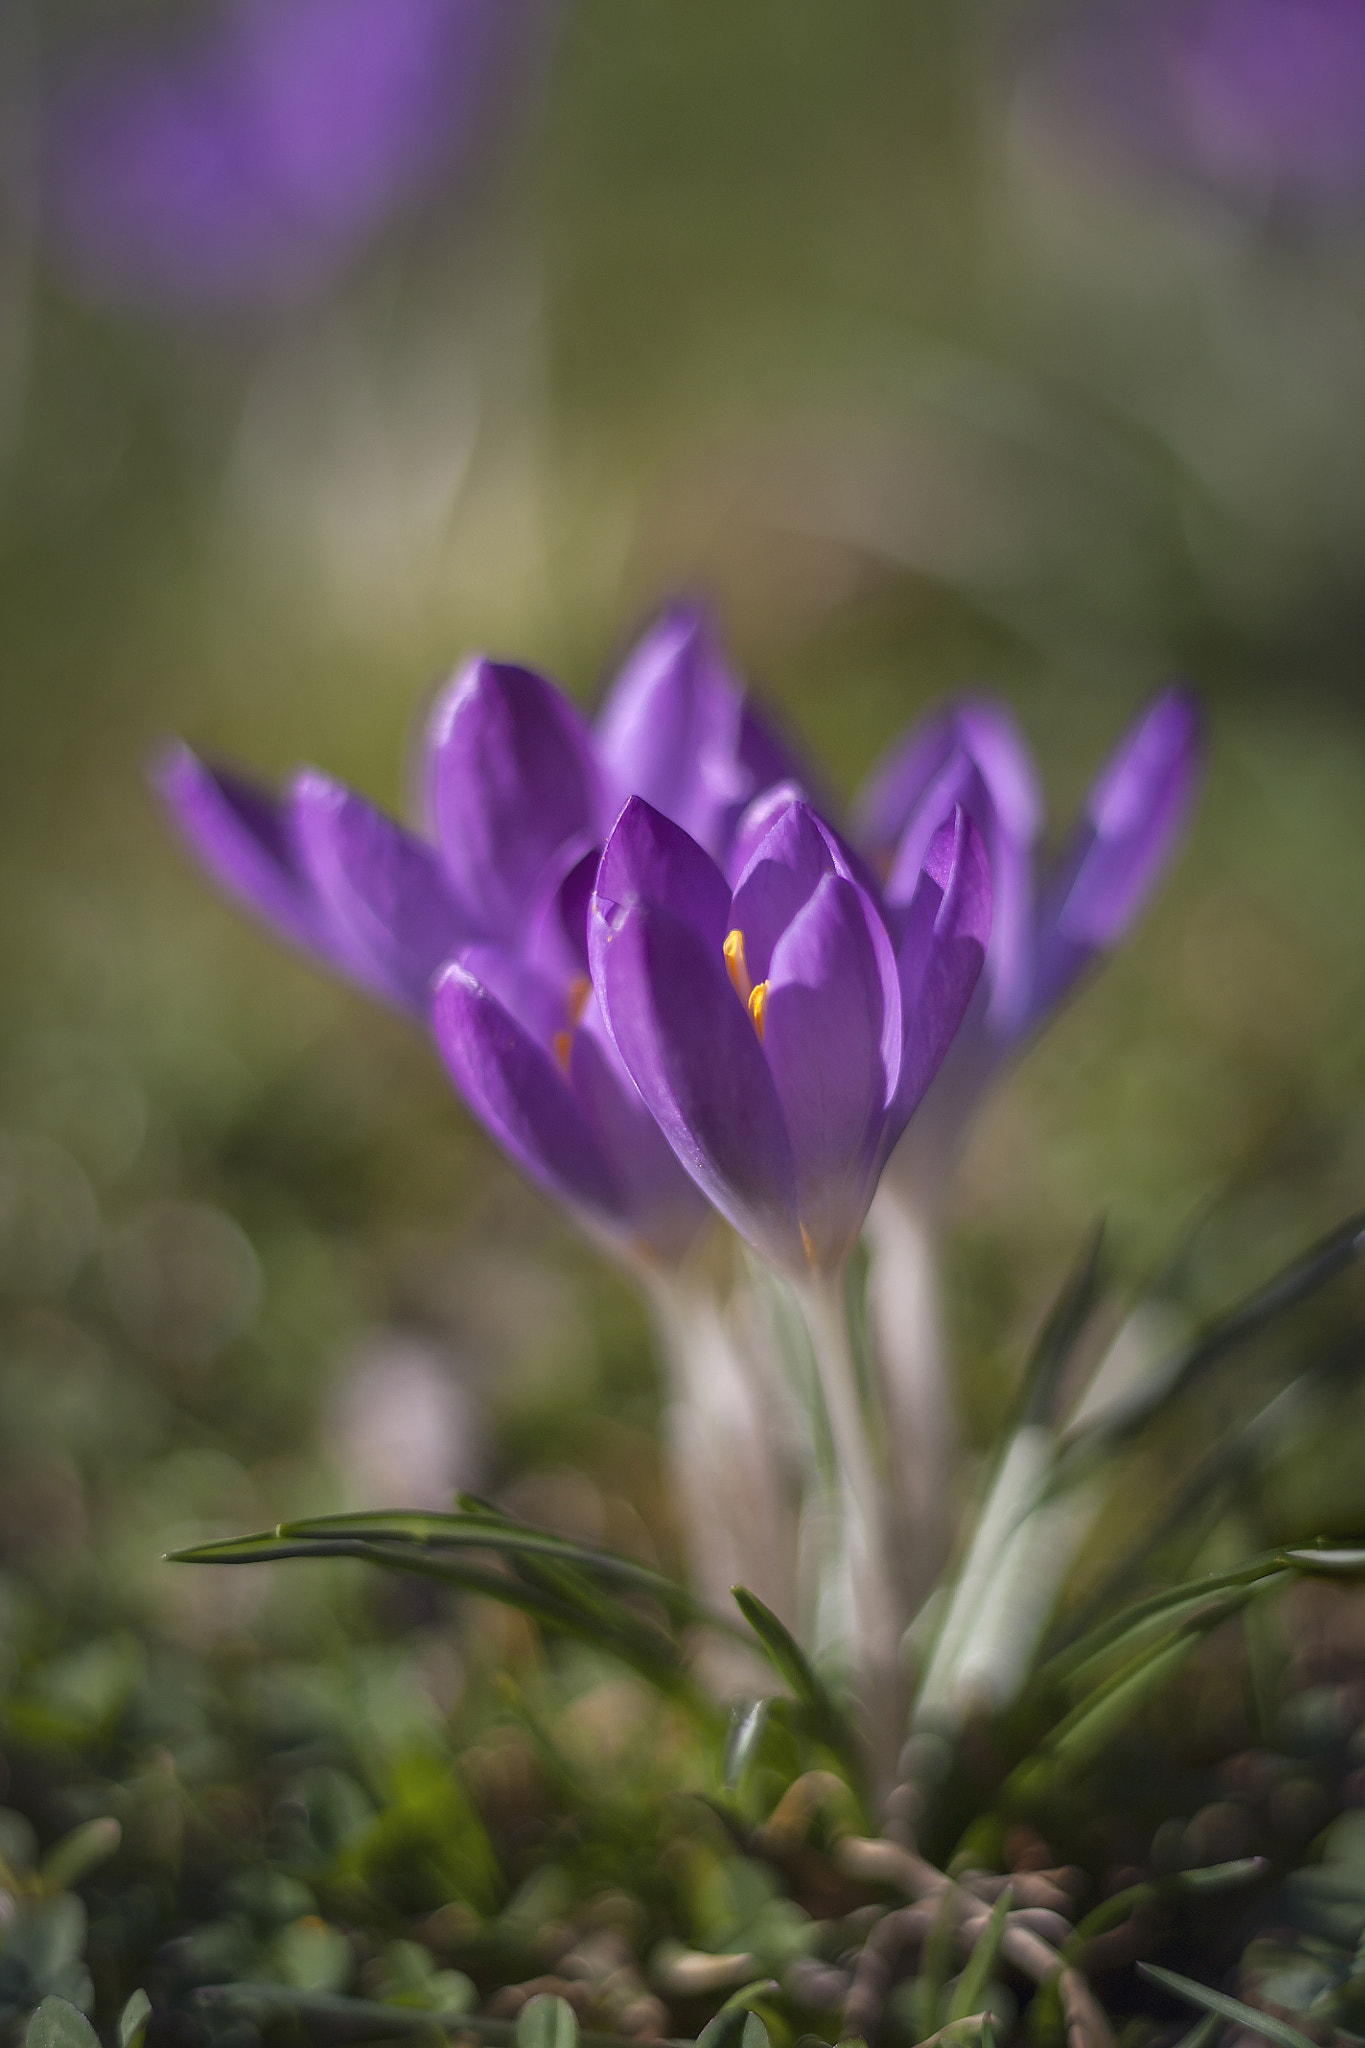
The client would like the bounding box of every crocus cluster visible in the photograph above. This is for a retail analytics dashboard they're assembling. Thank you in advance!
[158,601,1200,1740]
[158,606,800,1268]
[44,0,545,311]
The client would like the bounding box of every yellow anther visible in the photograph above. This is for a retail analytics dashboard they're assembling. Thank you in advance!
[748,981,768,1042]
[566,974,591,1027]
[723,928,753,1004]
[552,1029,572,1074]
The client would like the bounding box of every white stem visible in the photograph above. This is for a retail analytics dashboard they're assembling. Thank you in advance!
[864,1178,956,1614]
[645,1270,802,1692]
[794,1270,908,1794]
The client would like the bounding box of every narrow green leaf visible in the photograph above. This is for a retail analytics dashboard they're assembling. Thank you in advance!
[1062,1210,1365,1468]
[731,1586,862,1781]
[40,1817,121,1891]
[723,1698,774,1790]
[1045,1550,1296,1690]
[1014,1223,1107,1433]
[1036,1635,1197,1782]
[25,2001,98,2048]
[696,2009,770,2048]
[516,1994,579,2048]
[117,1990,152,2048]
[1169,2013,1222,2048]
[948,1889,1012,2023]
[1138,1964,1318,2048]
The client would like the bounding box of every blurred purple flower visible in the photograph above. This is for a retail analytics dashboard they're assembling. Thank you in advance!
[585,793,990,1275]
[1043,0,1365,207]
[853,686,1202,1181]
[44,0,545,310]
[156,604,803,1261]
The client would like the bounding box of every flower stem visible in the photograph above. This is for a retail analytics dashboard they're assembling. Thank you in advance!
[794,1267,908,1797]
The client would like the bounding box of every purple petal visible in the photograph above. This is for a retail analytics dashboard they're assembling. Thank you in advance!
[423,657,602,938]
[522,833,599,984]
[431,963,622,1225]
[1033,687,1202,1014]
[594,797,732,952]
[885,748,1033,1035]
[727,779,810,885]
[594,604,743,851]
[762,874,900,1267]
[569,999,711,1264]
[855,697,1041,872]
[154,741,331,958]
[729,800,845,984]
[290,769,469,1010]
[455,943,564,1046]
[890,807,992,1140]
[590,899,803,1270]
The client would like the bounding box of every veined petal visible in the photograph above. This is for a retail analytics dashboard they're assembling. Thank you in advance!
[153,741,328,957]
[595,603,744,850]
[593,796,731,951]
[1041,687,1202,966]
[523,833,599,984]
[456,942,564,1047]
[290,769,469,1011]
[570,997,711,1265]
[431,964,622,1225]
[423,657,601,935]
[762,873,898,1267]
[855,697,1041,870]
[729,799,844,983]
[886,749,1033,1035]
[890,806,992,1141]
[591,898,803,1270]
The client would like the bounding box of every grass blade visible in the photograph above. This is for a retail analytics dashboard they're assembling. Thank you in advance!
[1137,1964,1317,2048]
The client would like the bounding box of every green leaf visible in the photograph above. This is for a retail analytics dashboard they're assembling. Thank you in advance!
[723,1699,774,1790]
[117,1990,152,2048]
[25,2001,98,2048]
[170,1530,704,1705]
[948,1888,1012,2023]
[696,2011,770,2048]
[1138,1964,1318,2048]
[40,1818,122,1892]
[516,1994,580,2048]
[1061,1210,1365,1471]
[1013,1223,1107,1433]
[731,1587,862,1782]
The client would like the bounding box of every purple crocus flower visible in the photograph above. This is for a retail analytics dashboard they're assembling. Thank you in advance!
[44,0,545,311]
[853,684,1202,1169]
[1040,0,1365,209]
[155,604,801,1263]
[585,792,991,1276]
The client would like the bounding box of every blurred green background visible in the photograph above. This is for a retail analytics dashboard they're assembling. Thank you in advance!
[3,0,1365,1883]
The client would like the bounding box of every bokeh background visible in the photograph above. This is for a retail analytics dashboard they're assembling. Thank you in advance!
[3,2,1365,1983]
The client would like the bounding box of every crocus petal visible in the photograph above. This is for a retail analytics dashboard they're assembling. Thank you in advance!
[1032,687,1201,1016]
[423,657,602,936]
[154,741,330,958]
[456,942,564,1046]
[590,898,803,1270]
[594,604,743,851]
[885,748,1033,1035]
[890,806,992,1140]
[594,796,732,952]
[854,697,1041,872]
[523,833,599,984]
[570,997,711,1264]
[762,873,900,1267]
[729,800,846,984]
[290,768,469,1010]
[431,963,623,1224]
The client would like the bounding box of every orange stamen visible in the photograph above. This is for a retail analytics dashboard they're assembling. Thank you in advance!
[723,928,753,1004]
[566,974,591,1027]
[748,981,768,1042]
[552,1030,572,1074]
